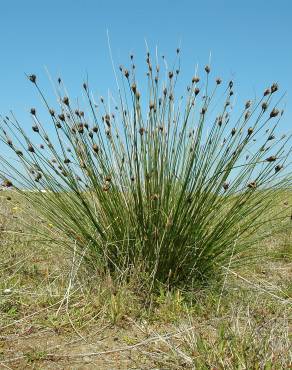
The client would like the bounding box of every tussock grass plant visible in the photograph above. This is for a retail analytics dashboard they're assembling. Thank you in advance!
[0,48,291,289]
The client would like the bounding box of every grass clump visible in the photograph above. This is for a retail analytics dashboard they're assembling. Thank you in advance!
[0,48,291,289]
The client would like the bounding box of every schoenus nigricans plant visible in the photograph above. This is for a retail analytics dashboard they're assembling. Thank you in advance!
[0,48,290,290]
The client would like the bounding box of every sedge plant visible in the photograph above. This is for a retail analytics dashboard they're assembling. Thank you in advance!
[0,48,291,289]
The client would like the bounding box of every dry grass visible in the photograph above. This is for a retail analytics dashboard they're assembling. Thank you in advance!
[0,190,291,369]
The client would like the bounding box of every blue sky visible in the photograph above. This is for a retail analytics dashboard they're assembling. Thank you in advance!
[0,0,291,131]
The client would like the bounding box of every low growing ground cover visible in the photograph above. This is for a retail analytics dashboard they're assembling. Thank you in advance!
[0,191,291,369]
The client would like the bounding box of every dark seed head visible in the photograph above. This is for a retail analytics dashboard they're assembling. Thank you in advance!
[270,83,278,93]
[231,128,236,136]
[263,88,270,96]
[28,144,35,153]
[103,184,110,192]
[131,83,137,94]
[2,179,13,187]
[270,108,279,118]
[30,108,36,115]
[205,65,210,74]
[245,111,250,121]
[216,78,222,85]
[104,114,111,126]
[245,100,251,109]
[56,122,62,129]
[124,69,129,79]
[32,125,39,133]
[83,82,87,91]
[248,181,257,189]
[64,158,70,164]
[88,131,93,139]
[266,155,277,162]
[105,175,112,183]
[40,144,44,149]
[262,102,268,111]
[92,126,98,133]
[49,109,55,117]
[77,124,84,134]
[28,74,36,83]
[35,173,42,181]
[58,113,65,121]
[16,149,23,156]
[194,87,200,96]
[247,127,253,135]
[223,182,229,191]
[168,71,174,79]
[267,134,275,141]
[192,76,200,84]
[139,127,145,135]
[275,165,283,173]
[62,96,69,106]
[229,81,233,89]
[92,144,99,153]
